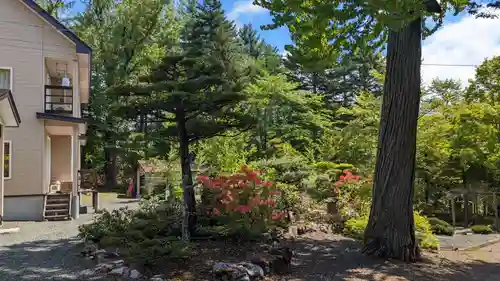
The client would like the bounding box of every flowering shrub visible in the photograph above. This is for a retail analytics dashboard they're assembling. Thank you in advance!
[197,165,288,238]
[333,170,372,218]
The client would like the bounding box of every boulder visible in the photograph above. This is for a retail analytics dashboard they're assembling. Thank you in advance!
[238,262,264,278]
[213,262,250,281]
[95,263,114,273]
[129,269,141,279]
[109,266,129,276]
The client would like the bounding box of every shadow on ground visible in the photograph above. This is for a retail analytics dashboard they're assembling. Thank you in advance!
[275,236,500,281]
[1,234,499,281]
[0,237,112,281]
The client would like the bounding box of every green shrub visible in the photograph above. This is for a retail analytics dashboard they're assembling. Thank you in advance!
[343,216,368,240]
[342,212,440,250]
[78,207,134,243]
[471,224,494,234]
[428,217,454,236]
[78,198,190,270]
[254,156,311,186]
[275,182,302,214]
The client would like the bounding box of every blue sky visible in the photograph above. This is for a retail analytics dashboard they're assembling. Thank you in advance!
[70,0,500,85]
[221,0,500,85]
[71,0,292,52]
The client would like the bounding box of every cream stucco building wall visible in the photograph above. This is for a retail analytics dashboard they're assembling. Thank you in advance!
[50,135,72,182]
[0,0,85,220]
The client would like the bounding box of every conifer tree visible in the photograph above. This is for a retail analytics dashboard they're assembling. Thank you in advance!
[117,0,251,238]
[238,24,281,73]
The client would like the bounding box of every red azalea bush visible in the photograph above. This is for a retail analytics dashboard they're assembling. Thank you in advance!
[334,170,372,217]
[197,165,287,238]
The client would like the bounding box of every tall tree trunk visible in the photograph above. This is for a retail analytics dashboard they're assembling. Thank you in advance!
[312,72,318,94]
[176,109,197,240]
[462,171,470,226]
[363,18,422,262]
[104,144,117,189]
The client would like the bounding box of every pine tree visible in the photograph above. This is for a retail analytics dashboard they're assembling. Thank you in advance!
[239,24,262,59]
[284,45,384,106]
[238,24,281,73]
[118,0,252,239]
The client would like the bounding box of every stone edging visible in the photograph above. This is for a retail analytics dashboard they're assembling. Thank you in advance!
[459,237,500,251]
[0,227,20,234]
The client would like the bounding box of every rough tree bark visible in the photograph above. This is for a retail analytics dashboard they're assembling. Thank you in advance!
[104,145,117,189]
[176,108,197,240]
[362,18,423,262]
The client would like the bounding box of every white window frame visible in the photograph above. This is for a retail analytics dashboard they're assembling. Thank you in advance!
[4,140,12,180]
[0,67,13,91]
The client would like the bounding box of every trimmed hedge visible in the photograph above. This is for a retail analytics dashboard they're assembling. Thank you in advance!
[471,224,494,234]
[428,217,454,236]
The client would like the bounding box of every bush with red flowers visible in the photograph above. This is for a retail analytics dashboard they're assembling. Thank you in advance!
[333,170,372,217]
[197,165,288,238]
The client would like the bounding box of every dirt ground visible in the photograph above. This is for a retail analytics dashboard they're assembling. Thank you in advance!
[162,230,500,281]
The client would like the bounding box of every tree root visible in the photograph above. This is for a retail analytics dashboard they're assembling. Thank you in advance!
[363,237,421,263]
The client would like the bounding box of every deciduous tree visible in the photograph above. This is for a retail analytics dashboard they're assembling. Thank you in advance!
[254,0,498,261]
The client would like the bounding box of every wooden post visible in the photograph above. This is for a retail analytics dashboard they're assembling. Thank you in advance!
[464,193,470,227]
[136,167,141,199]
[92,191,100,211]
[494,193,498,232]
[71,126,80,219]
[451,197,456,227]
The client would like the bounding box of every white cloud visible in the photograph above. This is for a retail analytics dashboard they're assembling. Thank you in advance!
[227,0,267,27]
[422,12,500,86]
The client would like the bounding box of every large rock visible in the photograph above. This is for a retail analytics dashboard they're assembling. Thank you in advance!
[238,262,264,278]
[129,269,141,279]
[213,262,250,281]
[95,263,114,273]
[109,266,129,276]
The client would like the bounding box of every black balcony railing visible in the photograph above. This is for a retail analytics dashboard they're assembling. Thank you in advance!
[45,85,73,114]
[81,103,89,119]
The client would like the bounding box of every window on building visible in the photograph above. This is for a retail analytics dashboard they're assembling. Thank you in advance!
[4,140,11,179]
[0,68,12,90]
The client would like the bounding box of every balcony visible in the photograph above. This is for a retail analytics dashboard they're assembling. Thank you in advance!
[44,85,73,115]
[81,103,89,119]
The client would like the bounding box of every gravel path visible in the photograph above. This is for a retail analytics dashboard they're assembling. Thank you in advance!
[438,233,500,250]
[0,196,139,280]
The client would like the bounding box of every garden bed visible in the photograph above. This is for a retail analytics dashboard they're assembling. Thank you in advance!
[150,230,500,281]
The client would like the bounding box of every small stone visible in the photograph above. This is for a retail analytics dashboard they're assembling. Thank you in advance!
[111,259,125,265]
[81,243,98,257]
[129,269,141,279]
[94,249,107,255]
[150,275,165,281]
[109,266,128,276]
[238,262,264,278]
[319,224,328,233]
[288,226,298,237]
[96,263,114,273]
